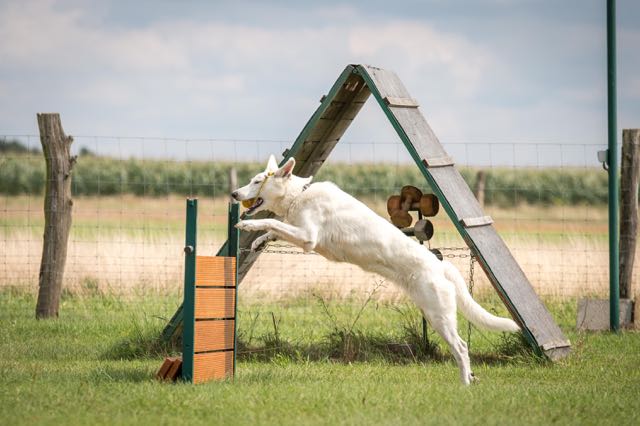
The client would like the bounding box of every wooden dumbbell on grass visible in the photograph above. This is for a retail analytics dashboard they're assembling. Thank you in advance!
[387,185,440,228]
[400,219,434,241]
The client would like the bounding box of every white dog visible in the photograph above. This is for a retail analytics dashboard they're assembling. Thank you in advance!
[233,155,520,385]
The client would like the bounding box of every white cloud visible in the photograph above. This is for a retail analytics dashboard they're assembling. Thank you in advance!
[348,21,493,97]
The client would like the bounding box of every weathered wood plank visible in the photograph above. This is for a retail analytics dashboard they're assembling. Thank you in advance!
[384,96,419,108]
[423,156,454,168]
[460,215,493,228]
[465,225,570,355]
[428,167,485,220]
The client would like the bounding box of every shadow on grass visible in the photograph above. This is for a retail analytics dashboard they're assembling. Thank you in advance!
[102,324,536,367]
[236,329,539,367]
[102,319,177,361]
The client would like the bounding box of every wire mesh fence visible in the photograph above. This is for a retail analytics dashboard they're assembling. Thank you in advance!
[1,135,637,309]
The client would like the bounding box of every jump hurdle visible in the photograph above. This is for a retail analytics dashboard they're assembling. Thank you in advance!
[163,64,570,361]
[157,199,240,383]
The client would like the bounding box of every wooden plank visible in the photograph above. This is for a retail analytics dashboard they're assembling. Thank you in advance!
[358,64,570,358]
[156,357,176,380]
[384,96,419,108]
[166,357,182,381]
[465,225,570,355]
[194,320,235,353]
[422,156,454,168]
[388,107,449,161]
[195,288,235,319]
[195,256,236,287]
[428,167,485,220]
[193,351,233,383]
[460,215,493,228]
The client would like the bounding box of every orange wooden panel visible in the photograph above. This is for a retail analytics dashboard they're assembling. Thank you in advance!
[193,351,233,383]
[194,320,235,352]
[195,288,235,319]
[195,256,236,287]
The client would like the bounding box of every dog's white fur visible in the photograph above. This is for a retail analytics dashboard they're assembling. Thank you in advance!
[233,155,520,385]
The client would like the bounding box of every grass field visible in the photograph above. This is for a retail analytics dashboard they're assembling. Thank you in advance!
[1,291,639,425]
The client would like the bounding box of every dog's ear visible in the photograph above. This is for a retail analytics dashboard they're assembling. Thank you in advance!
[266,154,278,173]
[275,157,296,178]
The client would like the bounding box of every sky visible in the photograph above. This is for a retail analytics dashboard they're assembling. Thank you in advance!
[0,0,638,166]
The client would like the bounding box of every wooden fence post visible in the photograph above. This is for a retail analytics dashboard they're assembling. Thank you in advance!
[620,129,639,299]
[35,114,75,319]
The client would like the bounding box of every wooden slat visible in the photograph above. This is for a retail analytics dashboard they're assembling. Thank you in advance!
[195,288,235,319]
[384,96,419,108]
[193,351,233,383]
[460,215,493,228]
[194,320,235,352]
[422,156,454,168]
[195,256,235,287]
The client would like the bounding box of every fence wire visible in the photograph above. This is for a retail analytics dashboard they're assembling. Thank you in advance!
[1,135,637,307]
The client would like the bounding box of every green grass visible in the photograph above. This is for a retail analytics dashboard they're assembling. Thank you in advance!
[1,291,639,425]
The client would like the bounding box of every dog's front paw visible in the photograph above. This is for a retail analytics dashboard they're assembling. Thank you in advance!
[236,220,262,232]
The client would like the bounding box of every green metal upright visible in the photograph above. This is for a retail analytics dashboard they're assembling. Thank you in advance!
[228,202,240,376]
[181,198,198,381]
[607,0,620,332]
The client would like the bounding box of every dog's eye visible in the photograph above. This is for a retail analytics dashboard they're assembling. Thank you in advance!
[253,181,261,185]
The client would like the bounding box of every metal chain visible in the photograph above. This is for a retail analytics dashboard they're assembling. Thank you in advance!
[467,255,476,351]
[240,243,472,258]
[239,242,317,255]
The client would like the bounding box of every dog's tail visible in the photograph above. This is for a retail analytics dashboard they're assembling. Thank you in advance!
[442,261,520,332]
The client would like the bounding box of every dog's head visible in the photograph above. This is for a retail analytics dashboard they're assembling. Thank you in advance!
[231,154,296,216]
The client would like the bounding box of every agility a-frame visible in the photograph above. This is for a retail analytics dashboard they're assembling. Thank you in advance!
[164,64,570,360]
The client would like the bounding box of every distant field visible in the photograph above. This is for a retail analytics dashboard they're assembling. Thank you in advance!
[2,194,630,299]
[1,152,610,205]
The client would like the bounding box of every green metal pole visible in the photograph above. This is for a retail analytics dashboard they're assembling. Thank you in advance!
[228,202,240,378]
[182,198,198,381]
[607,0,620,332]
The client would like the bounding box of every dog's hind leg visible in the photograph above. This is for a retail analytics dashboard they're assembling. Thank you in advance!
[430,313,474,385]
[409,282,474,385]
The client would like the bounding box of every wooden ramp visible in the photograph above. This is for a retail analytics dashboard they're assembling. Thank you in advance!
[164,65,570,360]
